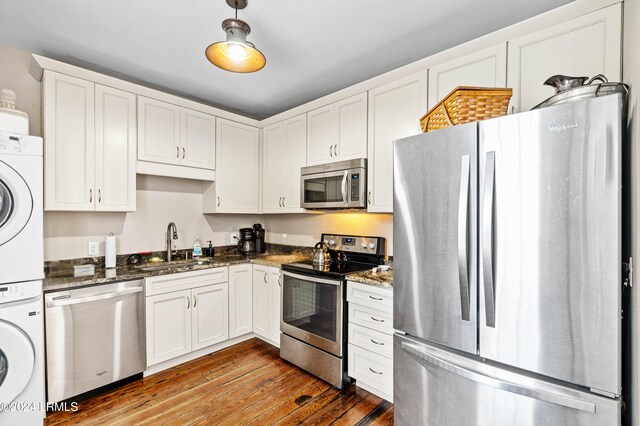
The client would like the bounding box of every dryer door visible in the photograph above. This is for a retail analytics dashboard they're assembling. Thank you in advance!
[0,160,32,246]
[0,320,35,403]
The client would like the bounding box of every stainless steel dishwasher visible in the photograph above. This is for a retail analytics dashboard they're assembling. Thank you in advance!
[45,279,146,403]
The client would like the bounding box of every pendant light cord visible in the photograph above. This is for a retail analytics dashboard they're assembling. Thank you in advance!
[235,0,238,19]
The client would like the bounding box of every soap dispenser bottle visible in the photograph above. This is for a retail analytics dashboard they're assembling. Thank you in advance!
[193,236,203,258]
[205,241,215,258]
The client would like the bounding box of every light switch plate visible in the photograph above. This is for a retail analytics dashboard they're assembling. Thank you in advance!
[88,241,99,256]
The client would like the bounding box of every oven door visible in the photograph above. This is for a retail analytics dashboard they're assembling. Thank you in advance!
[281,271,344,356]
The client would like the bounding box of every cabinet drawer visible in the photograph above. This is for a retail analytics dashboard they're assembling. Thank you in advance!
[348,323,393,359]
[145,267,228,296]
[349,302,393,333]
[348,343,393,401]
[347,281,392,314]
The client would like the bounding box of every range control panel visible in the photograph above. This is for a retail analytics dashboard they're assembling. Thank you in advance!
[321,234,384,256]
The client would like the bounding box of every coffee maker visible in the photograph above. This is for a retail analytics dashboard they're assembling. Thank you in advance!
[235,228,256,255]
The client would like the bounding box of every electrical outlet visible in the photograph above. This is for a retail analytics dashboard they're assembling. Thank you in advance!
[229,232,238,244]
[88,241,99,256]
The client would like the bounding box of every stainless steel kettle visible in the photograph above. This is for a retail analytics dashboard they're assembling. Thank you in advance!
[312,242,331,265]
[532,74,628,109]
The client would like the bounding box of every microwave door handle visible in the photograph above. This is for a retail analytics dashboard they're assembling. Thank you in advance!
[342,171,348,205]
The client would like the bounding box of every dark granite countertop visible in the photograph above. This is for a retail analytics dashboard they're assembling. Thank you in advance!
[44,251,311,293]
[346,268,393,289]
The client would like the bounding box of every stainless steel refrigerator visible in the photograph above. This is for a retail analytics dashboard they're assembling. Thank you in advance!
[393,93,625,425]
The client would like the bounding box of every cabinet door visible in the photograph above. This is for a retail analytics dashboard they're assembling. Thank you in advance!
[192,283,229,350]
[146,289,192,366]
[180,109,216,170]
[261,123,287,213]
[43,71,95,211]
[307,104,337,165]
[94,85,137,212]
[268,267,282,345]
[215,119,260,213]
[368,72,427,213]
[137,96,181,165]
[252,265,270,339]
[229,264,253,338]
[507,4,621,112]
[336,93,367,161]
[428,44,507,108]
[283,114,307,212]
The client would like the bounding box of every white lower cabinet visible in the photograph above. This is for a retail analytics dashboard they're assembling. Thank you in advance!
[145,268,229,367]
[252,265,282,346]
[347,281,393,402]
[229,264,253,338]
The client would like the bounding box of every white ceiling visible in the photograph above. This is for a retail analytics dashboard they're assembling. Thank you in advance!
[0,0,572,119]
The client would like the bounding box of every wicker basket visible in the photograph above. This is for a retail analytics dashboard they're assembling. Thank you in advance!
[420,87,513,132]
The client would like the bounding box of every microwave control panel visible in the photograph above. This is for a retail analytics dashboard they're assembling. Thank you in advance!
[321,234,384,256]
[350,174,360,201]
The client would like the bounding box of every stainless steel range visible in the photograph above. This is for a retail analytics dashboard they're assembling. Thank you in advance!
[280,234,385,388]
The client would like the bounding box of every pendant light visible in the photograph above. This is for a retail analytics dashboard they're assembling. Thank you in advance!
[205,0,266,73]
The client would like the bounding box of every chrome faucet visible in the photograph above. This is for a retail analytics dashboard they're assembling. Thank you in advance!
[166,222,178,261]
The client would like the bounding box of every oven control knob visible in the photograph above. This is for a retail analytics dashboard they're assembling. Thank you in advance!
[323,240,329,244]
[328,240,335,246]
[360,242,367,249]
[368,243,376,249]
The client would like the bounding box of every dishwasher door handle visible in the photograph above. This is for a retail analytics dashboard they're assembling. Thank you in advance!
[47,287,143,308]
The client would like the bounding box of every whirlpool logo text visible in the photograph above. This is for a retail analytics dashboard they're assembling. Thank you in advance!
[549,121,578,133]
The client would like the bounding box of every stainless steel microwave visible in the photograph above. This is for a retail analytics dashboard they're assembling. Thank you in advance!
[300,159,367,209]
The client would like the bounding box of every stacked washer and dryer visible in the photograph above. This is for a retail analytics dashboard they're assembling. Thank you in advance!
[0,131,45,425]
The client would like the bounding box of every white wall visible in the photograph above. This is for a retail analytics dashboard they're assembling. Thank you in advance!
[623,0,639,423]
[0,43,41,136]
[45,175,263,260]
[265,213,394,255]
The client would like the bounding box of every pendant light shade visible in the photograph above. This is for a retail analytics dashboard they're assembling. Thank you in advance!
[205,0,266,73]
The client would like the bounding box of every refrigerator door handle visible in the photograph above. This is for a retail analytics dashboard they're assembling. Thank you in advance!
[457,155,471,321]
[482,151,496,327]
[400,341,596,413]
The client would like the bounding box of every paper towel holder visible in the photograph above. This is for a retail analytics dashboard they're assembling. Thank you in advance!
[105,232,117,269]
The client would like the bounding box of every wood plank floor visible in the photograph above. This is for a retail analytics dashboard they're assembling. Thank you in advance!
[45,338,394,425]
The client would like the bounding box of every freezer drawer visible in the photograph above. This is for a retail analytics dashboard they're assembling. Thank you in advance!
[478,94,623,395]
[394,334,621,426]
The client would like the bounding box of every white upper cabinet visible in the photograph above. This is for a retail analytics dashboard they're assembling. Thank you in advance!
[507,4,622,112]
[262,114,307,213]
[94,85,137,212]
[181,109,216,170]
[367,72,427,213]
[138,96,181,165]
[307,93,367,166]
[43,71,136,212]
[203,118,260,213]
[428,44,507,108]
[138,96,216,174]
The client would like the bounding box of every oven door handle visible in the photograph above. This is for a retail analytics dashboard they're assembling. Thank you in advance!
[281,271,342,286]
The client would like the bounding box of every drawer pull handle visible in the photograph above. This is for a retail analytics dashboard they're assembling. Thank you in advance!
[371,316,385,323]
[370,339,384,346]
[369,295,383,301]
[369,367,383,375]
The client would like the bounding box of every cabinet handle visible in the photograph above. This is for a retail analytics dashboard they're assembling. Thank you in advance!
[89,188,93,203]
[370,316,385,323]
[368,191,372,205]
[98,189,102,203]
[182,147,186,159]
[278,275,282,287]
[187,296,190,309]
[193,295,196,308]
[333,144,338,157]
[264,272,268,284]
[278,197,282,207]
[176,147,180,158]
[370,338,385,346]
[369,295,383,301]
[217,196,220,207]
[329,145,333,157]
[282,197,285,208]
[369,367,383,375]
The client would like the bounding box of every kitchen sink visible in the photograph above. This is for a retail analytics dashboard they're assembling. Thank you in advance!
[136,260,209,272]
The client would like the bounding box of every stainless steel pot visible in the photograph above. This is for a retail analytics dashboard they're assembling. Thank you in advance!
[532,74,628,110]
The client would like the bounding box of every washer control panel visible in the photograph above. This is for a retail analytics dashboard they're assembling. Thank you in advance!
[0,132,43,156]
[0,281,42,304]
